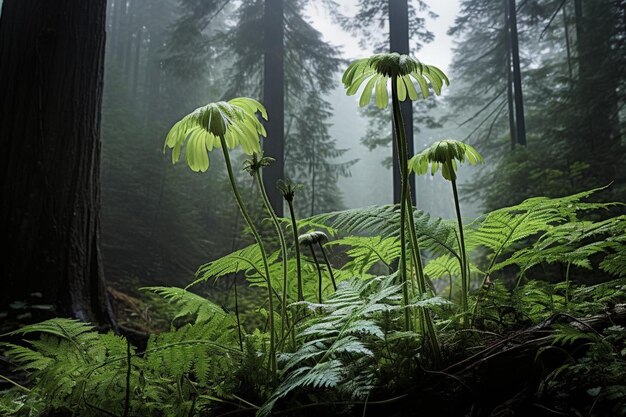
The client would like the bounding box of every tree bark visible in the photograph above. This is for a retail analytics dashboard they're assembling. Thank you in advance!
[504,0,517,150]
[573,0,620,185]
[507,0,527,146]
[263,0,285,217]
[389,0,416,205]
[0,0,112,324]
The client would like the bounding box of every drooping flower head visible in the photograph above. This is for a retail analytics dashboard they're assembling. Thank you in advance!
[298,231,329,247]
[164,97,267,172]
[408,139,484,181]
[342,52,449,109]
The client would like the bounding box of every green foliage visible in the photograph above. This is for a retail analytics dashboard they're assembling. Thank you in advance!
[467,187,624,279]
[308,204,459,258]
[449,0,625,209]
[1,296,241,416]
[4,165,625,417]
[328,235,400,275]
[258,276,402,416]
[539,323,626,416]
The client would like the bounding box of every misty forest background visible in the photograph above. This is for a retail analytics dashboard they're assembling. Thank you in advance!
[96,0,625,294]
[1,0,622,306]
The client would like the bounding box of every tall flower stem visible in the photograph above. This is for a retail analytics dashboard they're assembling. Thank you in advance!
[318,243,337,291]
[308,246,324,304]
[219,137,276,379]
[391,79,442,363]
[254,171,290,344]
[388,79,412,332]
[287,200,304,301]
[451,179,469,327]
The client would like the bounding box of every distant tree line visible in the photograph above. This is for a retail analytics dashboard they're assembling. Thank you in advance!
[100,0,358,286]
[448,0,625,210]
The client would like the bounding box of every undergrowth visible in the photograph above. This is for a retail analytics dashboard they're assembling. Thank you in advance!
[0,188,624,417]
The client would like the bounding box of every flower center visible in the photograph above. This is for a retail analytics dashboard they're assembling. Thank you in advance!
[369,53,419,77]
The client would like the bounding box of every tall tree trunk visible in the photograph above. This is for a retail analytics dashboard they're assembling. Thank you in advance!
[143,26,162,126]
[508,0,527,146]
[115,0,127,64]
[263,0,285,216]
[123,0,135,77]
[572,0,620,185]
[132,23,143,97]
[389,0,416,205]
[504,0,517,150]
[110,0,122,63]
[0,0,112,324]
[563,5,574,84]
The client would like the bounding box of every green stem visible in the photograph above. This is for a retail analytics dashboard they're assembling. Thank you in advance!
[287,200,304,301]
[451,179,469,327]
[391,78,442,363]
[219,137,276,380]
[390,79,411,332]
[309,246,323,304]
[233,276,244,351]
[565,261,571,306]
[254,172,290,345]
[318,243,337,291]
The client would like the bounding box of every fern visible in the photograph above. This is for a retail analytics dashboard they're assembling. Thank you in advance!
[193,243,276,285]
[552,324,599,346]
[258,277,401,416]
[307,205,459,258]
[2,300,241,416]
[328,235,400,275]
[142,286,231,325]
[3,319,130,416]
[466,187,614,270]
[489,215,626,277]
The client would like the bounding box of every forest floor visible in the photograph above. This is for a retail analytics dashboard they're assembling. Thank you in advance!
[102,284,626,417]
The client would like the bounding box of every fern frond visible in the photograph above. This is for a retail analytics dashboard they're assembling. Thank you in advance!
[4,318,96,342]
[328,235,399,274]
[258,277,400,416]
[192,243,279,286]
[307,205,459,257]
[552,324,599,346]
[424,254,482,280]
[489,215,626,277]
[142,286,230,325]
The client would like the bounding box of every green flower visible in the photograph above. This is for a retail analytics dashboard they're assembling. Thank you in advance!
[409,139,483,181]
[164,97,268,172]
[342,52,449,109]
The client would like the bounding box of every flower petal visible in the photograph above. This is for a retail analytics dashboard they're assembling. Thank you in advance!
[375,76,389,109]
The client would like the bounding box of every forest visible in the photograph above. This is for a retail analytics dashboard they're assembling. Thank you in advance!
[0,0,624,416]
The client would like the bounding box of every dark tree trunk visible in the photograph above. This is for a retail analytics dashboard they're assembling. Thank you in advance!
[504,0,517,150]
[572,0,621,186]
[389,0,416,205]
[263,0,285,216]
[508,0,527,146]
[563,5,573,84]
[0,0,112,324]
